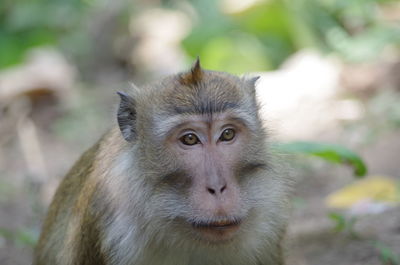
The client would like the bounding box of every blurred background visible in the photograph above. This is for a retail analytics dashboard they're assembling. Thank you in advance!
[0,0,400,264]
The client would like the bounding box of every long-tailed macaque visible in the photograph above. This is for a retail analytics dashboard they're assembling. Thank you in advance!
[34,59,291,265]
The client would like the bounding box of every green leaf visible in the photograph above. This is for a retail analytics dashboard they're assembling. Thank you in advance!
[0,227,38,247]
[195,34,272,74]
[328,212,347,232]
[14,229,38,247]
[328,212,359,238]
[375,241,400,265]
[273,141,367,177]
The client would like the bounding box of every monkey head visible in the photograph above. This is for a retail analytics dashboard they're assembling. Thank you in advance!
[114,59,289,251]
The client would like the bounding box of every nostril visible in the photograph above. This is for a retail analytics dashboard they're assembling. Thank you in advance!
[207,188,216,194]
[220,185,226,193]
[207,185,226,195]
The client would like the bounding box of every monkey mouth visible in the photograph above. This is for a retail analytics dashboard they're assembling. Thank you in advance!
[190,218,242,242]
[192,219,241,230]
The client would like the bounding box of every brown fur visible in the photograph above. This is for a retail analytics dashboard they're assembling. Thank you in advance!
[34,60,291,265]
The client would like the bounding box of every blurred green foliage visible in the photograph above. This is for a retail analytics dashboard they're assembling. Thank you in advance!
[1,0,398,72]
[375,241,400,265]
[343,91,400,146]
[0,0,90,68]
[183,0,400,73]
[183,0,296,73]
[329,212,358,237]
[274,141,368,177]
[0,227,38,247]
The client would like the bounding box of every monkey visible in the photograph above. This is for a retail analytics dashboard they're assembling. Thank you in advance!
[34,59,292,265]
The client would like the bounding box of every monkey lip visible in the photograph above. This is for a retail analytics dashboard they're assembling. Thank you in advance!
[192,219,241,243]
[192,219,241,230]
[190,219,242,242]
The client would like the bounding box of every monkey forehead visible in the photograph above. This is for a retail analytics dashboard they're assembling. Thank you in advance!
[160,71,250,115]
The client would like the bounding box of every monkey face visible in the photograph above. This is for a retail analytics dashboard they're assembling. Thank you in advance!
[137,104,272,246]
[164,113,250,242]
[116,60,288,247]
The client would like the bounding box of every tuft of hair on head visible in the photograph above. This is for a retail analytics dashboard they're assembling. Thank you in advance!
[179,57,203,86]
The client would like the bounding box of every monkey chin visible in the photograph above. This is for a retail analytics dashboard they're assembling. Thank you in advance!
[191,219,242,244]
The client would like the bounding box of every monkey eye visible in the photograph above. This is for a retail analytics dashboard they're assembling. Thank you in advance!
[220,128,235,141]
[180,133,200,146]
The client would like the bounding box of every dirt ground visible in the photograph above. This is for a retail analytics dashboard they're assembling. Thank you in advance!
[287,131,400,265]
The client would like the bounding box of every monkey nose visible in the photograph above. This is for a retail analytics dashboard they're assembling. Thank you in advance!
[206,184,227,195]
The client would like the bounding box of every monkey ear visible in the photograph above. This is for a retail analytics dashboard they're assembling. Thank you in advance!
[117,91,137,142]
[245,76,260,95]
[249,76,260,87]
[179,57,203,86]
